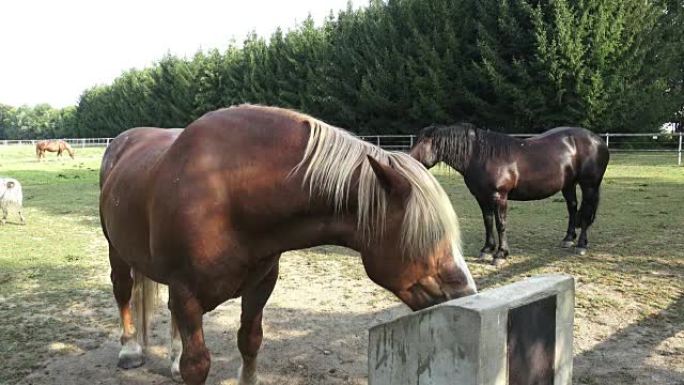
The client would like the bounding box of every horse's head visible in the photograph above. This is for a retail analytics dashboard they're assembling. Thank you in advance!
[359,156,476,311]
[63,141,75,158]
[410,124,478,173]
[409,126,441,169]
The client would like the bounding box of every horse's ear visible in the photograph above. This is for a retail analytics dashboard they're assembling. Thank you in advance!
[366,155,411,201]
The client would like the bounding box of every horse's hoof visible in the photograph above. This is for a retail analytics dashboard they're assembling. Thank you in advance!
[170,364,182,383]
[237,364,258,385]
[561,241,574,248]
[576,247,588,256]
[117,341,144,369]
[492,258,507,267]
[478,252,492,261]
[118,353,144,369]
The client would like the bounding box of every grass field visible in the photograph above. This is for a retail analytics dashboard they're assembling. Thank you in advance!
[0,145,682,384]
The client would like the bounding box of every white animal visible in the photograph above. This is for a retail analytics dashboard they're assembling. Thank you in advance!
[0,177,25,225]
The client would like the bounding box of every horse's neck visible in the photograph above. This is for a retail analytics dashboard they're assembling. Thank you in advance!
[441,150,469,174]
[246,202,362,258]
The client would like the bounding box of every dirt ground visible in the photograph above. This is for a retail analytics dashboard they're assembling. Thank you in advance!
[17,248,684,385]
[18,249,409,385]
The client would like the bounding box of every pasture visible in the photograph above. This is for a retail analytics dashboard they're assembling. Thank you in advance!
[0,145,682,385]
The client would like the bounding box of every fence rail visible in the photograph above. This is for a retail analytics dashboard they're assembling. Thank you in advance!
[357,133,683,165]
[0,138,113,148]
[2,133,682,165]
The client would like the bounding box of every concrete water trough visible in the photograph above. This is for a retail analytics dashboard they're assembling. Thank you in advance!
[369,275,574,385]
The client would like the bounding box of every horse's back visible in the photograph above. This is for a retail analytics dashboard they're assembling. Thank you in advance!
[541,127,609,173]
[145,106,310,237]
[100,107,310,280]
[504,127,608,199]
[100,128,182,185]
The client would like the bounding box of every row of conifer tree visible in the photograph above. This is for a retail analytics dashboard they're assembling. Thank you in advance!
[1,0,682,139]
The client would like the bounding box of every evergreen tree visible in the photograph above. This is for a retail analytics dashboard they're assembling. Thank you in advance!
[47,0,684,137]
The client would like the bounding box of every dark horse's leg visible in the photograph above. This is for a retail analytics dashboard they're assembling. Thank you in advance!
[168,282,210,385]
[576,182,601,255]
[237,261,280,385]
[561,185,579,248]
[492,195,509,266]
[109,246,145,368]
[477,200,497,260]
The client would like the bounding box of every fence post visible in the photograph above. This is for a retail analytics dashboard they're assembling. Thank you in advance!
[368,275,575,385]
[410,135,414,149]
[678,133,682,166]
[605,133,610,148]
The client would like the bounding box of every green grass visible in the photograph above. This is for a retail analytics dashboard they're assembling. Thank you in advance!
[432,157,684,310]
[0,146,682,384]
[0,146,114,383]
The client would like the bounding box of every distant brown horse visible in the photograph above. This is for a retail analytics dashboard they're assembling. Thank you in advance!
[35,139,75,160]
[99,105,476,385]
[410,124,609,265]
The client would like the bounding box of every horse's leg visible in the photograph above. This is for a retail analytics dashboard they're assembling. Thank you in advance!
[237,262,280,385]
[477,200,497,260]
[1,206,7,225]
[168,283,210,385]
[561,185,578,248]
[109,246,144,368]
[169,313,183,381]
[18,207,25,224]
[492,195,509,266]
[576,183,600,255]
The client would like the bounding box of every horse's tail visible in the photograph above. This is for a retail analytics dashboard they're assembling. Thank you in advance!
[35,143,42,159]
[132,270,160,346]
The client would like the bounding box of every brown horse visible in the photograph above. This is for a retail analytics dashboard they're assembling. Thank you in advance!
[35,139,75,160]
[410,124,609,265]
[99,105,476,385]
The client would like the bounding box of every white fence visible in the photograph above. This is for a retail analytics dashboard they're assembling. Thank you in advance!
[357,133,684,165]
[2,133,683,165]
[0,138,113,148]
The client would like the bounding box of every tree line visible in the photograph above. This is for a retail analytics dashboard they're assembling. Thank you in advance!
[1,0,682,140]
[0,104,76,140]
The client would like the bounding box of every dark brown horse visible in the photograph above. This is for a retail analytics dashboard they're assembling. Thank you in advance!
[35,139,75,160]
[410,124,609,265]
[100,105,476,385]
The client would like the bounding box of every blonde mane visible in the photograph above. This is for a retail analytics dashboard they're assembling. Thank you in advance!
[289,111,462,260]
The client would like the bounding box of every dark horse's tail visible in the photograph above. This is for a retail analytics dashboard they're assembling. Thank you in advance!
[576,133,610,228]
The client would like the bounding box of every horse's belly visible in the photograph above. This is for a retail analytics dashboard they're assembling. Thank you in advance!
[509,177,564,201]
[509,188,558,201]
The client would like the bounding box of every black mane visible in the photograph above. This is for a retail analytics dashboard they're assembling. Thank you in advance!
[418,123,518,168]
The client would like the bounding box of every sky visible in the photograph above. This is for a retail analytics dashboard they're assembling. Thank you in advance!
[0,0,363,108]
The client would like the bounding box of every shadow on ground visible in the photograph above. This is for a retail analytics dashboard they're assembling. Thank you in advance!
[574,293,684,385]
